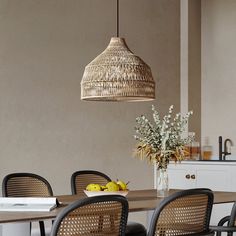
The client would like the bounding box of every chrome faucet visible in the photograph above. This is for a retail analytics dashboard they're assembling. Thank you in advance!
[219,136,233,160]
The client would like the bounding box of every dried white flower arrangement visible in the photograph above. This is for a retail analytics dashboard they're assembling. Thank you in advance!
[134,105,194,169]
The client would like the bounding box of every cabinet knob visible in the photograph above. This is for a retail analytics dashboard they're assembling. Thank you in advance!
[185,174,190,179]
[191,174,196,179]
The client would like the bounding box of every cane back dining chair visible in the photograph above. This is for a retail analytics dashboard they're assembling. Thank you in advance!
[2,172,53,236]
[147,188,214,236]
[50,195,128,236]
[210,201,236,236]
[71,170,111,195]
[71,170,147,236]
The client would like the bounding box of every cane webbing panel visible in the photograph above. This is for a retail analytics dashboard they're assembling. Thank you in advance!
[5,176,51,197]
[154,195,210,236]
[56,201,125,236]
[73,173,110,195]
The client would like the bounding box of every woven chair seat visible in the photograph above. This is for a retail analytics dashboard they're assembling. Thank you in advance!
[126,221,147,236]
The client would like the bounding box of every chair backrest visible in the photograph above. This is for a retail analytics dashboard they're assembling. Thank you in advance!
[71,170,111,195]
[50,195,128,236]
[2,172,53,197]
[148,188,214,236]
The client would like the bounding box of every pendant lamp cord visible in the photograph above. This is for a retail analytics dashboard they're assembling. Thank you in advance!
[116,0,119,37]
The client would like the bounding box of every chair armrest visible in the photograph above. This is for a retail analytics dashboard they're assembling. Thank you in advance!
[217,215,230,226]
[210,226,236,232]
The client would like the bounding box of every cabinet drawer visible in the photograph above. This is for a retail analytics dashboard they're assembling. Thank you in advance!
[196,169,230,191]
[168,168,196,189]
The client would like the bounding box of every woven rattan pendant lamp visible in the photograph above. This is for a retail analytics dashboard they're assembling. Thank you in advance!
[81,0,155,101]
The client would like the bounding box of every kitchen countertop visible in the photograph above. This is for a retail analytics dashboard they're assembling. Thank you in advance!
[173,160,236,165]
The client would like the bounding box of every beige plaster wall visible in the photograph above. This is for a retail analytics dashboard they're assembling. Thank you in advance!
[202,0,236,158]
[0,0,180,224]
[188,0,201,142]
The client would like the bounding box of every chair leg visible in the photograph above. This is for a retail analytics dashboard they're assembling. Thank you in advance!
[30,222,32,235]
[39,221,46,236]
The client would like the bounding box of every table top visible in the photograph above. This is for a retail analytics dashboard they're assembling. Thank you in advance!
[0,189,235,224]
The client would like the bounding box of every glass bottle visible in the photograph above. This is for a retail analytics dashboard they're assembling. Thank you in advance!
[202,137,212,160]
[191,141,200,160]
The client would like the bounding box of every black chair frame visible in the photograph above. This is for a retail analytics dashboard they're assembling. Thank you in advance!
[2,172,53,197]
[211,202,236,236]
[71,170,111,195]
[148,188,214,236]
[50,194,129,236]
[2,172,53,236]
[70,169,147,236]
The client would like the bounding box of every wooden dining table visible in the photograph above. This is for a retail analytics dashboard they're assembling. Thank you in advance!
[0,189,235,224]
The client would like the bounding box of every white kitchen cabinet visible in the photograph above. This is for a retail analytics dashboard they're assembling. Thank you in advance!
[230,166,236,192]
[168,162,231,191]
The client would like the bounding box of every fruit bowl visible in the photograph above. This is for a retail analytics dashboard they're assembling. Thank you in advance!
[84,190,129,197]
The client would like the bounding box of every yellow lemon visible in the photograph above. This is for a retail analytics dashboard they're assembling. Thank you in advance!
[117,180,127,191]
[105,181,119,191]
[86,183,101,191]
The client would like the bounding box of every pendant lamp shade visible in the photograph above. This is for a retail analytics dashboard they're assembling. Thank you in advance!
[81,37,155,101]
